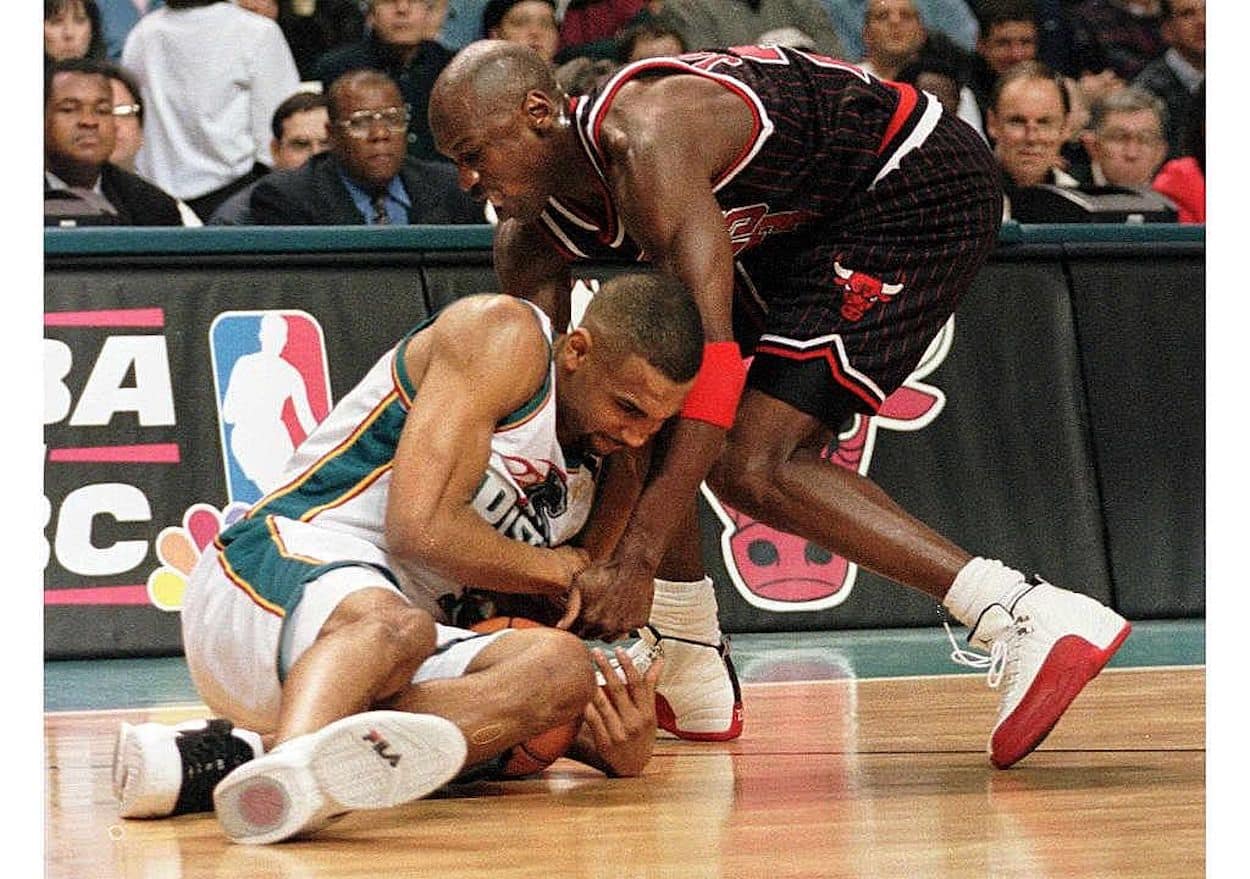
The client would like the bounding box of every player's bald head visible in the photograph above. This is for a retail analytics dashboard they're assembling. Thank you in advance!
[430,39,560,129]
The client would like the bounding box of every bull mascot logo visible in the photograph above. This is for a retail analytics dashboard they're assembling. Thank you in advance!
[834,260,904,322]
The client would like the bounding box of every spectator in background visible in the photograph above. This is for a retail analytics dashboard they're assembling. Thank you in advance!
[968,0,1039,119]
[555,55,620,96]
[45,0,107,64]
[1069,0,1165,83]
[97,0,162,62]
[823,0,979,60]
[1133,0,1203,160]
[249,70,481,224]
[314,0,453,163]
[276,0,367,81]
[210,91,332,224]
[617,17,686,62]
[483,0,560,64]
[986,60,1078,219]
[560,1,647,57]
[101,63,143,172]
[1079,86,1168,188]
[896,53,962,115]
[1151,78,1203,223]
[857,0,926,80]
[122,0,301,221]
[438,0,491,50]
[660,0,844,58]
[45,59,186,226]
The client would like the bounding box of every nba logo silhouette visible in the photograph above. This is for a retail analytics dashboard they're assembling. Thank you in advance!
[209,311,333,504]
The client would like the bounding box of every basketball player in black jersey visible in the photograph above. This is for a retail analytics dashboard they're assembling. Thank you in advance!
[429,40,1131,769]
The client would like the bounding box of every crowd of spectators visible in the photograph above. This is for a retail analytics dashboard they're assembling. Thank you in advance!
[44,0,1206,227]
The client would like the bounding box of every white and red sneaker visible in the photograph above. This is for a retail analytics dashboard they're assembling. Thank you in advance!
[631,626,744,742]
[950,576,1131,769]
[213,711,466,845]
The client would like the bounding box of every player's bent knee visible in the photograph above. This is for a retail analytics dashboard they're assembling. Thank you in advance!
[708,442,782,516]
[527,630,596,727]
[351,606,437,669]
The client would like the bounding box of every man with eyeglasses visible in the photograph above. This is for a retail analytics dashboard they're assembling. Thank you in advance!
[1079,86,1169,189]
[209,91,332,225]
[313,0,452,164]
[249,69,480,225]
[45,58,187,226]
[985,60,1080,219]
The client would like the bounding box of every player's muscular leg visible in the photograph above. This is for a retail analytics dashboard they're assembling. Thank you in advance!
[386,627,595,767]
[706,389,970,600]
[275,588,437,745]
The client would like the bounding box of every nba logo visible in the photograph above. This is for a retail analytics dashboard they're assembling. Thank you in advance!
[209,311,333,504]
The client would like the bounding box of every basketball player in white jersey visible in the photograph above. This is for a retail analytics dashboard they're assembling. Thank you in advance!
[113,272,704,844]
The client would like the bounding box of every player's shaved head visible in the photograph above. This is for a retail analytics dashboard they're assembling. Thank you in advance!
[430,39,560,129]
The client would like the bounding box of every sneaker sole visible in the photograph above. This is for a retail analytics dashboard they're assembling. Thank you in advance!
[214,711,466,845]
[990,621,1132,769]
[656,694,744,741]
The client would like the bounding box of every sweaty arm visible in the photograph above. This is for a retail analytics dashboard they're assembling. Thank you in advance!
[597,78,748,570]
[384,297,587,596]
[495,218,574,330]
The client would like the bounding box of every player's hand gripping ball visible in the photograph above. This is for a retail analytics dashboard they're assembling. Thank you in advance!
[470,617,582,777]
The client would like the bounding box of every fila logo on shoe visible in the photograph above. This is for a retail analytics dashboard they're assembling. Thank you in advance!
[362,730,401,767]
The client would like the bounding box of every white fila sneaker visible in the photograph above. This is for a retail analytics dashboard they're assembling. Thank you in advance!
[950,576,1131,769]
[212,711,467,845]
[630,626,744,742]
[113,718,262,818]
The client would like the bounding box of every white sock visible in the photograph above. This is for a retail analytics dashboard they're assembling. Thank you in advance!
[649,577,722,645]
[943,557,1029,627]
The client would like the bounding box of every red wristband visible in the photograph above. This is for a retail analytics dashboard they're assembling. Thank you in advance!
[680,341,747,429]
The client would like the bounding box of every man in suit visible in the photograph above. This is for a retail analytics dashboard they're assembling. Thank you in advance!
[44,58,184,226]
[249,69,481,225]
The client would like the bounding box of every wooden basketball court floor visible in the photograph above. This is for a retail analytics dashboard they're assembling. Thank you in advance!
[45,620,1206,878]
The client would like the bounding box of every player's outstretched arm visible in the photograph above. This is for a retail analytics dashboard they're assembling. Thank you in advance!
[567,649,663,777]
[385,296,588,596]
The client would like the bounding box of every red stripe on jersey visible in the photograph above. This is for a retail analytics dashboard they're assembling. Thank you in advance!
[877,82,919,157]
[753,343,883,412]
[585,57,766,194]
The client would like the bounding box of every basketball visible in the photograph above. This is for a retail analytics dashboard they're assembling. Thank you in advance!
[469,617,581,777]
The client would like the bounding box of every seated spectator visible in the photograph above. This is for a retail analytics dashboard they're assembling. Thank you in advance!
[439,0,491,50]
[210,91,331,224]
[968,0,1039,119]
[45,0,107,64]
[822,0,979,60]
[555,56,620,96]
[102,62,143,172]
[1080,86,1168,188]
[97,0,162,62]
[482,0,560,64]
[1069,0,1166,83]
[661,0,844,58]
[560,1,647,56]
[122,0,301,221]
[248,70,482,225]
[45,59,185,226]
[858,0,926,80]
[1151,78,1203,223]
[985,60,1078,219]
[276,0,367,80]
[895,53,962,116]
[616,17,686,63]
[1133,0,1203,159]
[313,0,452,164]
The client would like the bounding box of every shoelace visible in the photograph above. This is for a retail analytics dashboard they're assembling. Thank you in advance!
[171,720,255,815]
[944,621,1008,689]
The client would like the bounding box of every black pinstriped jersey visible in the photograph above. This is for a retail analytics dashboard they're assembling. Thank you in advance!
[536,45,942,269]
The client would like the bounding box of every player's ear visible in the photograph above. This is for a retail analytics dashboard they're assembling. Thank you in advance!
[560,326,593,371]
[524,90,557,129]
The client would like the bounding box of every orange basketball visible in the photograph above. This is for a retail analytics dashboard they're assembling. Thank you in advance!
[470,617,581,777]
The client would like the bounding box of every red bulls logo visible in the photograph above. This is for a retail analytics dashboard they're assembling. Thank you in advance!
[833,260,904,322]
[703,318,954,611]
